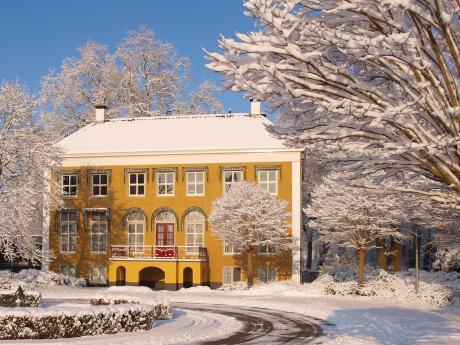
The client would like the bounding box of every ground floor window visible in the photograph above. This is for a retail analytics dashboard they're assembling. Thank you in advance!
[90,266,107,284]
[223,266,241,284]
[60,210,77,252]
[90,211,107,253]
[258,267,277,283]
[60,264,75,277]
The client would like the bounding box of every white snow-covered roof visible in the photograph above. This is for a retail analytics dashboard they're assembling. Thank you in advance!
[57,113,297,156]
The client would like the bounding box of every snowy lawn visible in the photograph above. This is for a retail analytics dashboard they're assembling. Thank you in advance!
[158,282,460,345]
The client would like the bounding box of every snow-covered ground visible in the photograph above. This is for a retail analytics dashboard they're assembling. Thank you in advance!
[34,282,460,344]
[161,283,460,344]
[1,270,459,344]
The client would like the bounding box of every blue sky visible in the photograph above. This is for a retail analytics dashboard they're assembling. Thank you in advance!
[0,0,259,114]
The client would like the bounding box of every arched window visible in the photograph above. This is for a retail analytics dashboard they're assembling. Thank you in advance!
[155,210,176,246]
[126,211,145,251]
[185,211,205,252]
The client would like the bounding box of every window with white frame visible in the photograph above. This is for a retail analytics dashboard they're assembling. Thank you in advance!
[258,170,278,195]
[60,265,75,277]
[127,211,145,251]
[62,173,78,197]
[223,171,243,193]
[259,244,277,255]
[223,266,241,285]
[258,267,277,283]
[90,212,107,253]
[157,172,175,196]
[90,266,107,284]
[128,173,145,196]
[60,210,77,252]
[91,174,108,196]
[185,211,205,252]
[187,171,205,196]
[223,240,242,255]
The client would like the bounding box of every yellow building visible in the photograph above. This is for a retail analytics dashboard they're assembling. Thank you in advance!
[44,104,303,289]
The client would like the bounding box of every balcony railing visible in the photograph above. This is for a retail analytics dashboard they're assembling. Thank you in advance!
[110,245,208,261]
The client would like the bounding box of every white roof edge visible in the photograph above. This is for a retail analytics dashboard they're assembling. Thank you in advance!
[62,147,304,158]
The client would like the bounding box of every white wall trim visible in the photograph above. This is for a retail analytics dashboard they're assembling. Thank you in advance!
[291,161,302,283]
[61,151,302,167]
[42,170,51,270]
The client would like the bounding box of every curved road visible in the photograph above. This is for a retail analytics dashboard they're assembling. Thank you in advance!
[173,302,330,344]
[40,299,329,344]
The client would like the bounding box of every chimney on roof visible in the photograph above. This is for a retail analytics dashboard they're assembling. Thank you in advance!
[94,104,107,123]
[250,99,261,115]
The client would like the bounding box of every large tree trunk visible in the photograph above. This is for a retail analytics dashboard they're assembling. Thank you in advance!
[376,237,387,271]
[247,248,253,287]
[391,239,402,272]
[358,248,366,287]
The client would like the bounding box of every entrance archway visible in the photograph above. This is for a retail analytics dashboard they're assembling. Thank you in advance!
[116,266,126,286]
[183,267,193,288]
[139,267,165,290]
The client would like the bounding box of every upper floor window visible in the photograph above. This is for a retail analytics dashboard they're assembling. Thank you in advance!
[157,172,175,196]
[258,170,278,195]
[62,173,78,197]
[91,174,108,196]
[60,210,77,253]
[126,211,145,250]
[90,211,107,253]
[128,173,145,196]
[185,211,205,252]
[223,240,242,255]
[259,244,277,255]
[223,171,243,193]
[187,171,205,196]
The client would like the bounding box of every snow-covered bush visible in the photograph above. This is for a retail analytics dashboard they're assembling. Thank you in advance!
[314,267,460,307]
[0,304,155,340]
[217,281,249,292]
[433,248,460,273]
[89,295,172,320]
[0,269,86,290]
[0,286,41,307]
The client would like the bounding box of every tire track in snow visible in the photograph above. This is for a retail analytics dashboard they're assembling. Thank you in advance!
[174,302,328,344]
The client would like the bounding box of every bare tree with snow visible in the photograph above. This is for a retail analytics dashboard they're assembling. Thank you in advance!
[209,182,290,286]
[41,26,223,134]
[206,0,460,211]
[0,81,61,263]
[307,173,408,286]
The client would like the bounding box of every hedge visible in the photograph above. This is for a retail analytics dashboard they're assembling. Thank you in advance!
[89,296,172,320]
[0,286,41,307]
[0,303,155,340]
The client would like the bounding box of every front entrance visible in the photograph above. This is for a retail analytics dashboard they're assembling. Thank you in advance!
[139,267,165,290]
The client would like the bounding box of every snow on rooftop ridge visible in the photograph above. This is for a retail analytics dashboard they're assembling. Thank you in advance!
[104,113,267,123]
[57,112,289,155]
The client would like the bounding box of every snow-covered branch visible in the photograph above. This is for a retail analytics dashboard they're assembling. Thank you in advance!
[206,0,460,209]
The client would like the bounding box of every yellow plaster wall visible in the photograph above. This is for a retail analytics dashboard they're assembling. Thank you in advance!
[49,162,293,287]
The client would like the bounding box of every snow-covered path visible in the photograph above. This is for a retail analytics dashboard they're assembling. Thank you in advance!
[158,288,460,345]
[175,302,325,344]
